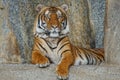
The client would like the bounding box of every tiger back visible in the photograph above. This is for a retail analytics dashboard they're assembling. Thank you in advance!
[31,4,104,80]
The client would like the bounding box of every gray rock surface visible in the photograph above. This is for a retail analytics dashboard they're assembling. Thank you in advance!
[88,0,105,48]
[0,63,120,80]
[105,0,120,64]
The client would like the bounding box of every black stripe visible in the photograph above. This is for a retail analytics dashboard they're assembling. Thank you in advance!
[35,42,40,49]
[63,20,67,29]
[84,48,104,61]
[41,37,68,51]
[88,54,93,65]
[86,53,91,64]
[58,42,69,54]
[87,53,92,64]
[46,41,57,50]
[38,26,43,29]
[92,57,98,65]
[57,37,66,45]
[38,43,47,53]
[38,14,41,26]
[86,51,102,65]
[61,50,71,57]
[89,54,98,65]
[84,53,89,65]
[97,56,103,62]
[91,57,94,65]
[75,47,84,60]
[78,53,84,60]
[89,49,104,58]
[37,14,45,30]
[47,43,57,50]
[92,55,101,65]
[41,38,57,50]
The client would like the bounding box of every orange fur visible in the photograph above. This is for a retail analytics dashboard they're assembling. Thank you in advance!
[32,4,104,79]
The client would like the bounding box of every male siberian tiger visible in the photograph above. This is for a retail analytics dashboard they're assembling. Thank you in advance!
[32,4,104,80]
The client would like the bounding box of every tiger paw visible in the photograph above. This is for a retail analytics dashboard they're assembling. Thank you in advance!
[56,66,69,80]
[32,51,50,68]
[33,56,50,68]
[38,58,50,68]
[37,62,50,68]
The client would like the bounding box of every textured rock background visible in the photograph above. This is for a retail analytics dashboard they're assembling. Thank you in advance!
[0,64,120,80]
[0,0,105,63]
[105,0,120,65]
[88,0,105,48]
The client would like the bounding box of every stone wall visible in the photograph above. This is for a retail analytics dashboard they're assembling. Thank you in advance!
[0,0,36,63]
[105,0,120,64]
[0,0,105,63]
[88,0,106,48]
[0,0,21,63]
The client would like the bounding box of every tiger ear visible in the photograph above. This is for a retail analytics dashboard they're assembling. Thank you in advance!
[36,4,44,12]
[61,4,68,11]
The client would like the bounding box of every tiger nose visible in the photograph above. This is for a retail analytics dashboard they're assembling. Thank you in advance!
[52,25,57,28]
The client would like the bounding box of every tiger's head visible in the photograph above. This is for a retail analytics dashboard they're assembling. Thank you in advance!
[34,4,69,38]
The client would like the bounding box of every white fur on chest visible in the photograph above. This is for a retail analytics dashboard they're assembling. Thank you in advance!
[43,38,61,64]
[48,49,60,64]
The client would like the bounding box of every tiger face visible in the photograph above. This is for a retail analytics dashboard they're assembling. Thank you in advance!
[34,4,69,38]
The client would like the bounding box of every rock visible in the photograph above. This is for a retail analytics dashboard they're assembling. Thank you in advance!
[0,1,21,63]
[0,63,120,80]
[105,0,120,65]
[88,0,105,48]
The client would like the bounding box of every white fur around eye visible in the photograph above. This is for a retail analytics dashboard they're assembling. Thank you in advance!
[45,10,50,18]
[45,10,49,15]
[61,23,69,35]
[42,21,47,27]
[36,26,45,33]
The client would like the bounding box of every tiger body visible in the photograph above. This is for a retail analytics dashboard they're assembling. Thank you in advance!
[32,4,104,80]
[32,36,104,65]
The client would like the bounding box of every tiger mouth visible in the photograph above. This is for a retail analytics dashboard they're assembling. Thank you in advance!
[50,32,59,37]
[44,30,61,38]
[49,30,62,37]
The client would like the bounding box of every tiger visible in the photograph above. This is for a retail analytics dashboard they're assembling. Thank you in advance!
[31,4,104,80]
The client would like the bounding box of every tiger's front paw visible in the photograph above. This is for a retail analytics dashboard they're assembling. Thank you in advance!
[32,56,50,68]
[32,51,50,68]
[56,65,69,80]
[37,57,50,68]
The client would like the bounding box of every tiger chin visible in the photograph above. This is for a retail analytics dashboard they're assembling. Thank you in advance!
[31,4,104,80]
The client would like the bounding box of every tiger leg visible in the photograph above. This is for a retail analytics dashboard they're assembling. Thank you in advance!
[56,52,74,80]
[32,50,50,68]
